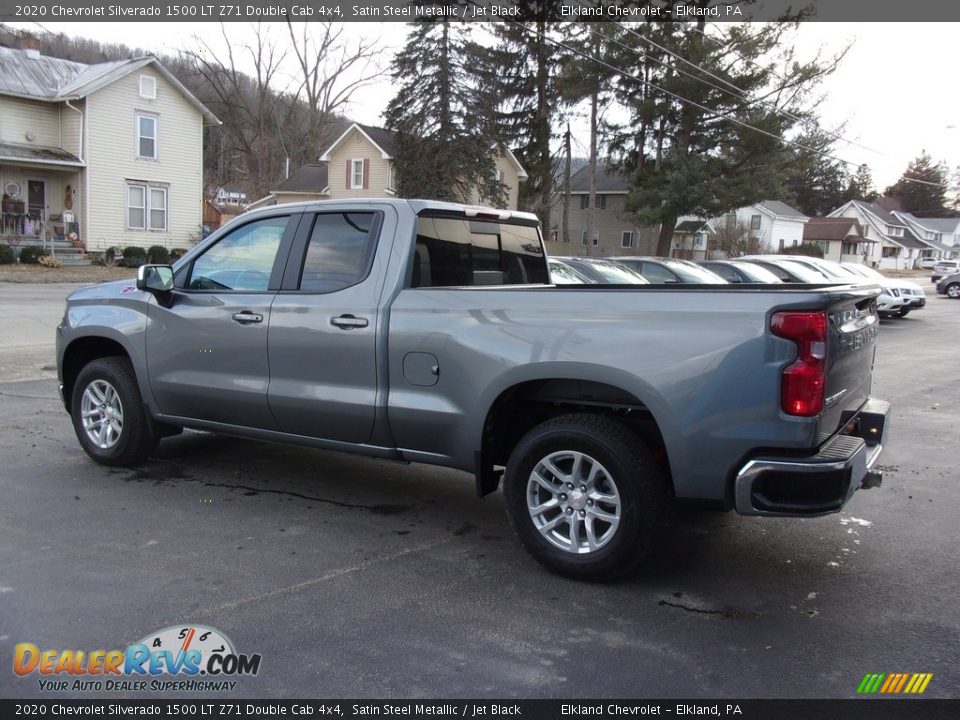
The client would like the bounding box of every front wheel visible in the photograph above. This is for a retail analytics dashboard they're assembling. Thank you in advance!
[503,413,667,582]
[895,307,911,317]
[70,357,157,466]
[947,283,960,299]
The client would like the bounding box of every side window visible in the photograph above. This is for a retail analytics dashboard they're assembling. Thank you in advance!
[188,216,288,292]
[298,212,377,292]
[412,216,548,287]
[639,263,678,283]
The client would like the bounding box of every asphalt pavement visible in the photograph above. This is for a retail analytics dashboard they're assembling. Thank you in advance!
[0,279,957,700]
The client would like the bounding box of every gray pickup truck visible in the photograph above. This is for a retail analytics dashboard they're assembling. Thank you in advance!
[57,199,889,580]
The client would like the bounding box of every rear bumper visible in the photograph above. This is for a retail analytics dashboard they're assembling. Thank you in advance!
[734,398,890,517]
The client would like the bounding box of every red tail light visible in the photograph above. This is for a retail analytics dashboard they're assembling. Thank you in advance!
[771,311,827,417]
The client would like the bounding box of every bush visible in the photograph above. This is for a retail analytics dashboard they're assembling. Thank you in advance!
[782,242,825,259]
[121,246,148,268]
[18,245,46,265]
[170,248,187,260]
[38,254,62,268]
[147,245,170,264]
[0,245,14,265]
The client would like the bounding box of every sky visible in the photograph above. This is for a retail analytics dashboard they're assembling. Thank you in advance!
[9,20,960,190]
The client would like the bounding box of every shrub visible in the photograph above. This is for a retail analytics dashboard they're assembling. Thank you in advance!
[170,248,187,260]
[782,242,825,259]
[147,245,170,264]
[0,245,14,265]
[18,245,46,265]
[121,246,148,268]
[38,254,62,268]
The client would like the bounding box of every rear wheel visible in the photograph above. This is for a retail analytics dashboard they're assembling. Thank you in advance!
[503,413,667,582]
[947,283,960,299]
[71,357,157,466]
[895,307,911,317]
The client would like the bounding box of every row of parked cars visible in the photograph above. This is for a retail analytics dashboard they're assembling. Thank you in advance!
[548,255,929,318]
[931,260,960,299]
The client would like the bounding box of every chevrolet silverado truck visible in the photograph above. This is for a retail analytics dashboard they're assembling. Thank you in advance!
[57,199,890,580]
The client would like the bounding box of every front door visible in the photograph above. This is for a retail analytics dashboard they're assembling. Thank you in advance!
[145,212,299,429]
[267,208,391,443]
[27,180,45,221]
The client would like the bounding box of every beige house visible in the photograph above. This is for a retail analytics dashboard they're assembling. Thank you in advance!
[250,123,526,210]
[547,164,658,257]
[0,40,219,262]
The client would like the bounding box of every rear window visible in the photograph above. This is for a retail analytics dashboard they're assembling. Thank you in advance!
[412,216,548,287]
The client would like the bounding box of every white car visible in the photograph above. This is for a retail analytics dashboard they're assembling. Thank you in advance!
[841,263,926,317]
[917,257,938,270]
[932,259,960,283]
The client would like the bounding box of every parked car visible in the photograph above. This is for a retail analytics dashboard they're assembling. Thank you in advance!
[841,262,926,317]
[552,257,649,284]
[738,256,832,283]
[608,256,727,284]
[548,258,591,285]
[935,272,960,298]
[697,260,783,284]
[57,198,889,581]
[916,257,938,270]
[932,260,960,283]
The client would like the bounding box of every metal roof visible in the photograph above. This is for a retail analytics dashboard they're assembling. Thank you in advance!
[0,46,219,125]
[758,200,807,219]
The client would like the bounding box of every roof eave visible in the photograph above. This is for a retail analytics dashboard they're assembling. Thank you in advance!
[319,122,391,161]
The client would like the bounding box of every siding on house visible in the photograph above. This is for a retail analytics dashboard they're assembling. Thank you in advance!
[0,95,59,147]
[58,98,84,160]
[547,194,658,256]
[324,131,392,200]
[467,151,523,210]
[84,68,203,251]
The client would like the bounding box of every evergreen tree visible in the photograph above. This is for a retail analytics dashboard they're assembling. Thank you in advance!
[384,20,502,205]
[606,18,838,255]
[783,130,849,216]
[884,151,950,216]
[844,164,878,203]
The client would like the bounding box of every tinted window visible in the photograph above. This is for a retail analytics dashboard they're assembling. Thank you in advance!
[587,261,648,284]
[189,216,288,291]
[638,262,679,283]
[299,212,376,292]
[729,262,782,283]
[703,262,739,282]
[413,216,548,287]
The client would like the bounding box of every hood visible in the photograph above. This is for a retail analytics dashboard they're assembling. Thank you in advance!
[67,277,141,302]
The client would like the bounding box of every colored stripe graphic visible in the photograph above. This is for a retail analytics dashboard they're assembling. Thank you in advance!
[858,672,933,694]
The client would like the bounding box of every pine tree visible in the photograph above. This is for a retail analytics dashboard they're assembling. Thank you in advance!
[384,20,502,205]
[845,164,878,203]
[783,130,849,216]
[884,151,950,216]
[606,18,837,255]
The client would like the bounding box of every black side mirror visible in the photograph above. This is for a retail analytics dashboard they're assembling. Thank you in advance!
[137,265,174,302]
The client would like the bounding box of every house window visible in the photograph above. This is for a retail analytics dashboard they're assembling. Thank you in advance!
[139,75,156,99]
[136,114,157,159]
[388,163,395,191]
[725,212,736,228]
[580,196,588,210]
[621,231,633,248]
[127,182,167,231]
[351,159,365,189]
[581,231,588,245]
[592,231,599,246]
[750,214,762,230]
[882,246,900,258]
[596,194,607,210]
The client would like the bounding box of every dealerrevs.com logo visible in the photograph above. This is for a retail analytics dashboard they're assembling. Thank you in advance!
[13,625,261,692]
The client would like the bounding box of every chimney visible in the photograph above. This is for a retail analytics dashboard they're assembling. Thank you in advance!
[19,35,42,59]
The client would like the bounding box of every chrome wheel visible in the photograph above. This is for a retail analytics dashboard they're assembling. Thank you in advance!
[947,284,960,299]
[527,450,621,554]
[80,379,124,450]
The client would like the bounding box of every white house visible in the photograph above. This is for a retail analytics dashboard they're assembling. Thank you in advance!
[213,185,247,207]
[0,39,219,260]
[891,212,959,260]
[673,200,808,260]
[828,201,928,269]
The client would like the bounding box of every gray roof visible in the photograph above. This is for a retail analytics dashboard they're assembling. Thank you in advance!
[0,45,219,124]
[569,163,629,193]
[0,140,83,165]
[758,200,807,219]
[897,213,960,234]
[899,226,932,250]
[274,163,329,194]
[854,200,906,228]
[356,124,398,157]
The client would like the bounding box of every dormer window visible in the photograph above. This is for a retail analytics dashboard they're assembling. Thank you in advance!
[139,75,156,100]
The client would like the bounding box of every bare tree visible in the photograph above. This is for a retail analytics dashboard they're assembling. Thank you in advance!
[713,219,772,258]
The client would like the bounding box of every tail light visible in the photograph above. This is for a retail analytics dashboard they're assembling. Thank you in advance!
[771,311,827,417]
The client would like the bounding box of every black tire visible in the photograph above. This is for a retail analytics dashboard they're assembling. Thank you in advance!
[503,413,667,582]
[70,357,157,466]
[895,307,911,317]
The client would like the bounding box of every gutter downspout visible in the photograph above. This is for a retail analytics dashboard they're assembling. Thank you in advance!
[64,98,87,254]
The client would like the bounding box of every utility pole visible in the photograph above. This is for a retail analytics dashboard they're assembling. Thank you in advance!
[562,123,571,245]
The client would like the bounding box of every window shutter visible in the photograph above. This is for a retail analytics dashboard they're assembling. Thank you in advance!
[346,160,351,189]
[363,159,370,190]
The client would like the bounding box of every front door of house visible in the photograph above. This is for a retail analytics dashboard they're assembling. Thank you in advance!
[27,180,45,222]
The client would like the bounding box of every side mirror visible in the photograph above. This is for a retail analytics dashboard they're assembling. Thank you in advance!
[137,264,174,293]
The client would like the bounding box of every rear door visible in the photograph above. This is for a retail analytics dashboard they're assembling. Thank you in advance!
[146,212,299,429]
[266,205,394,443]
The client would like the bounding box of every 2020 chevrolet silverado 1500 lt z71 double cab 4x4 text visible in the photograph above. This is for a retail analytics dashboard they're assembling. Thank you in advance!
[57,199,890,580]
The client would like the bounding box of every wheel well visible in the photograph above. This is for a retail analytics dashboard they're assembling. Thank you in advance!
[477,379,670,495]
[61,337,130,413]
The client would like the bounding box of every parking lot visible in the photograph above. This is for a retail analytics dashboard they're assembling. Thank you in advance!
[0,278,957,699]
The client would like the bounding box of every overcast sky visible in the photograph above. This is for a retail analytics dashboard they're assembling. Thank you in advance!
[12,21,960,190]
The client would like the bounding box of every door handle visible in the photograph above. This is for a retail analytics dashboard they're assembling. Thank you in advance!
[232,311,263,324]
[331,314,369,329]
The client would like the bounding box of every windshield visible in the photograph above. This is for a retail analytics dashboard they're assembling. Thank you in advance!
[549,260,589,284]
[588,262,649,284]
[664,260,728,283]
[778,260,832,282]
[728,261,782,283]
[842,263,883,280]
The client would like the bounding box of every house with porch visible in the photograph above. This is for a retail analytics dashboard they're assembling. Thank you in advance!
[891,212,959,261]
[802,217,873,263]
[249,123,527,212]
[827,200,927,269]
[0,39,219,262]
